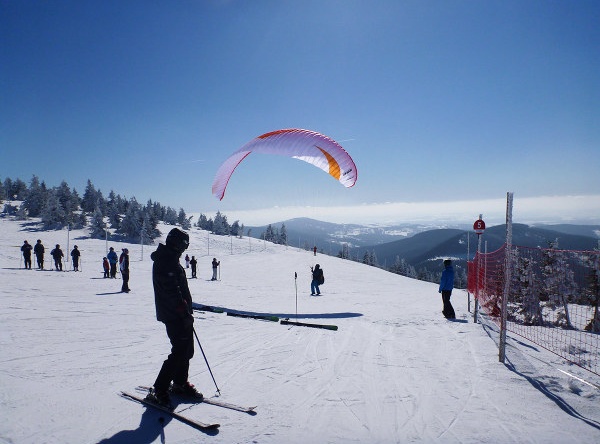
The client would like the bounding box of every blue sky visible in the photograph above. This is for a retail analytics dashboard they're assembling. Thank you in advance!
[1,0,599,226]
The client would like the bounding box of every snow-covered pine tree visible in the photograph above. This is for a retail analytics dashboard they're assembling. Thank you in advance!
[89,207,107,239]
[118,198,143,241]
[81,179,97,213]
[41,191,68,229]
[196,213,209,230]
[540,240,575,329]
[163,207,178,225]
[230,220,242,238]
[582,250,600,333]
[22,175,47,217]
[278,223,287,245]
[514,252,543,325]
[263,224,275,242]
[177,208,192,230]
[212,211,229,235]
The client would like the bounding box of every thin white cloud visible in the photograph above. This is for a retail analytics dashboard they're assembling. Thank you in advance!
[216,194,600,226]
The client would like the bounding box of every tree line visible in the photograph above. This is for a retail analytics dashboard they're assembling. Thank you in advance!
[0,176,243,244]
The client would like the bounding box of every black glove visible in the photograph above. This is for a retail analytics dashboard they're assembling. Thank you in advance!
[183,314,194,328]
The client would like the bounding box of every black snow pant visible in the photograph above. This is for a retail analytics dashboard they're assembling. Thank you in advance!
[154,321,195,393]
[23,255,32,269]
[36,254,44,269]
[441,290,456,319]
[121,270,130,292]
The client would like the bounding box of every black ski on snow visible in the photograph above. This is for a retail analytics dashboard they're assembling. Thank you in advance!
[280,319,338,330]
[226,311,279,322]
[135,386,257,414]
[120,391,220,431]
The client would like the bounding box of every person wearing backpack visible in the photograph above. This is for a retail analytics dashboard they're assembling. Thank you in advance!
[310,264,324,295]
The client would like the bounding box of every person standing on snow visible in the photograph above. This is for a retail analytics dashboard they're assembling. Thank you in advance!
[119,248,130,293]
[310,264,324,295]
[190,256,197,278]
[107,247,118,278]
[34,239,45,269]
[71,245,81,271]
[102,257,110,278]
[211,257,220,281]
[20,240,33,269]
[439,259,456,319]
[146,228,202,410]
[50,244,64,271]
[185,254,190,269]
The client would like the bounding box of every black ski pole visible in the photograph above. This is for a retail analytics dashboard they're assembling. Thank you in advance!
[294,272,298,321]
[193,326,221,396]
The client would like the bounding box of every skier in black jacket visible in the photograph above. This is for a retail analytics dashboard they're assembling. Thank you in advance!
[146,228,202,409]
[20,240,33,269]
[34,240,45,269]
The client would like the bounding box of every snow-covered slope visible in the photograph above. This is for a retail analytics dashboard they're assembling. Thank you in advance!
[1,217,599,443]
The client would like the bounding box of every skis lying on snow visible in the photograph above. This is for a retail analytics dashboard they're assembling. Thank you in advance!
[194,304,224,313]
[135,386,257,414]
[280,318,338,331]
[120,391,220,431]
[226,311,279,322]
[194,304,278,322]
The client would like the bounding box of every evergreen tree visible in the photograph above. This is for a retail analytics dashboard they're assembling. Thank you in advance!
[163,207,178,225]
[89,207,108,239]
[11,178,28,200]
[512,251,543,325]
[362,251,371,265]
[230,220,241,237]
[196,213,209,230]
[41,190,68,229]
[118,198,143,240]
[3,178,13,199]
[106,191,122,229]
[213,211,229,235]
[540,240,575,329]
[263,224,275,242]
[278,223,288,245]
[177,208,192,230]
[337,243,350,259]
[390,256,416,277]
[582,251,600,333]
[0,178,5,203]
[81,179,98,213]
[23,175,47,217]
[143,200,161,240]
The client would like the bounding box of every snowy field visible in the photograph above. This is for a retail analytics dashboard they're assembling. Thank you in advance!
[1,217,599,444]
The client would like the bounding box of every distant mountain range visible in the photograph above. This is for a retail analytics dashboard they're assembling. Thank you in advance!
[247,218,600,273]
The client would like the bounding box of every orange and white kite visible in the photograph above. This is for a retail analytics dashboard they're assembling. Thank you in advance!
[212,128,357,200]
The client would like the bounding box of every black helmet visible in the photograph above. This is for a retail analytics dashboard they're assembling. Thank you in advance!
[166,228,189,253]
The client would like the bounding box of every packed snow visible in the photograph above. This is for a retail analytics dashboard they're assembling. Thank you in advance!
[1,217,599,444]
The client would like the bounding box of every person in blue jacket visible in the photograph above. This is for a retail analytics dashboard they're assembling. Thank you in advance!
[107,247,118,278]
[439,259,456,319]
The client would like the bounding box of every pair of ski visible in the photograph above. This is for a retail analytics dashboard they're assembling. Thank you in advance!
[120,385,256,432]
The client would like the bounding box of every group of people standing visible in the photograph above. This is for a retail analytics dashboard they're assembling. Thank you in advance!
[20,240,81,271]
[102,247,130,292]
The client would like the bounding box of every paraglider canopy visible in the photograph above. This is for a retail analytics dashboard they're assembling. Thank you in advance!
[212,128,357,200]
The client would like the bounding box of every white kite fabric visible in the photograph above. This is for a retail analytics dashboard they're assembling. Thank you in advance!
[212,128,358,200]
